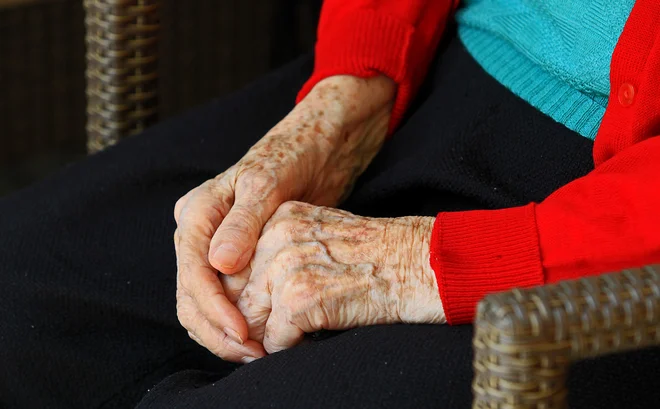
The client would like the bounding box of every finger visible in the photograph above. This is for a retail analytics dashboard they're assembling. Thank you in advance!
[178,296,266,363]
[177,180,248,343]
[240,243,324,346]
[220,229,286,304]
[188,331,202,344]
[174,229,180,254]
[208,171,283,274]
[236,278,273,343]
[174,187,197,225]
[219,266,252,303]
[263,306,305,355]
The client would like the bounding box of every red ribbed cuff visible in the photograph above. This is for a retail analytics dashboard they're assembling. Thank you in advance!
[430,204,545,325]
[296,10,417,133]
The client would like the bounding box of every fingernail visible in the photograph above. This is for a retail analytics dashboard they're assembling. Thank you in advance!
[242,356,257,364]
[213,242,242,269]
[224,327,244,345]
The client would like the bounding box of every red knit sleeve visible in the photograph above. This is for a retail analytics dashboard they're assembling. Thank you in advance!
[296,0,459,133]
[429,0,660,325]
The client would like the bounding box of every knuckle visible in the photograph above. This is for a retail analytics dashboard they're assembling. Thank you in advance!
[213,169,230,182]
[312,241,327,253]
[176,262,200,295]
[278,296,297,319]
[263,330,279,350]
[176,202,201,225]
[235,290,251,312]
[276,201,298,215]
[175,300,194,329]
[279,275,312,309]
[270,219,297,239]
[174,201,183,221]
[176,311,189,330]
[273,200,308,218]
[267,202,309,229]
[177,226,203,247]
[175,288,188,305]
[202,177,220,188]
[174,194,187,213]
[223,206,261,233]
[272,247,302,268]
[187,331,202,345]
[176,191,229,239]
[173,228,182,246]
[174,194,191,223]
[265,213,303,240]
[207,177,233,202]
[222,280,244,302]
[237,167,277,193]
[216,224,254,247]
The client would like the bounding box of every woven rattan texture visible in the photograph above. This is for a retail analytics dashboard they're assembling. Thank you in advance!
[84,0,316,152]
[472,265,660,409]
[2,0,317,159]
[84,0,160,152]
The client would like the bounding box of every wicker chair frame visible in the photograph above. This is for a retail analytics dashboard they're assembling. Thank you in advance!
[84,0,159,152]
[473,265,660,408]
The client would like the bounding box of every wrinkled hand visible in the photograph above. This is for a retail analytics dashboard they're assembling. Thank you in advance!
[174,75,396,363]
[236,201,446,357]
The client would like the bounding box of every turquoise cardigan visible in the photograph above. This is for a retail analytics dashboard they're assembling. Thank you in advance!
[457,0,635,140]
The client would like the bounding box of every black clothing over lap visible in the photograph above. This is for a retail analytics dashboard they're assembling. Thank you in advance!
[1,35,659,409]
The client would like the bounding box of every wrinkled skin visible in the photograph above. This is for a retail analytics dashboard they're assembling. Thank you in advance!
[173,74,444,363]
[236,202,445,358]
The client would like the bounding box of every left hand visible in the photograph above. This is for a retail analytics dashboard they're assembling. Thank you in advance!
[235,201,446,357]
[173,75,395,362]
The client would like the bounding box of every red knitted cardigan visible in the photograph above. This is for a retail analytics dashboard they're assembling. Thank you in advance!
[296,0,660,324]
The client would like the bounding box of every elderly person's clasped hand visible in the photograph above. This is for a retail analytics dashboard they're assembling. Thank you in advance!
[235,202,445,361]
[173,74,445,364]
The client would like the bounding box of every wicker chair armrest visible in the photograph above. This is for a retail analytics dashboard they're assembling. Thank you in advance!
[84,0,160,153]
[472,265,660,409]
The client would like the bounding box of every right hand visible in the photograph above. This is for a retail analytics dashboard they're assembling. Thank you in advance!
[174,74,396,363]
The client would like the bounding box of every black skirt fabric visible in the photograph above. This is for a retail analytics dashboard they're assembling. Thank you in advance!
[2,35,659,409]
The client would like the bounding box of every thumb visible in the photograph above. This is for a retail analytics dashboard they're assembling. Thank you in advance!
[263,308,305,354]
[209,196,280,274]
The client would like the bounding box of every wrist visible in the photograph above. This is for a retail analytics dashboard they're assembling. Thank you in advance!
[293,75,395,206]
[384,216,446,325]
[306,74,396,130]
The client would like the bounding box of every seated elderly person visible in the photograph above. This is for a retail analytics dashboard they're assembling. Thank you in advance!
[2,0,660,408]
